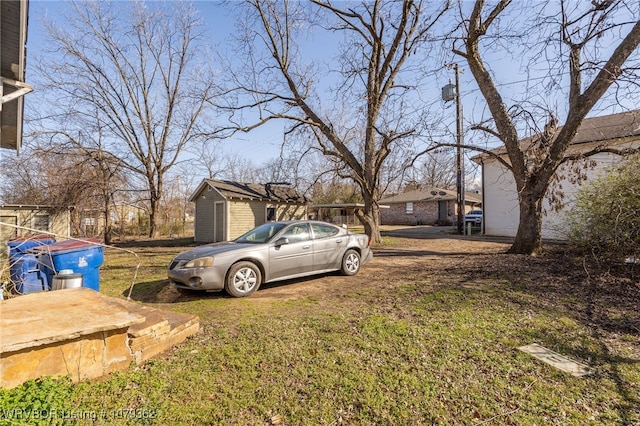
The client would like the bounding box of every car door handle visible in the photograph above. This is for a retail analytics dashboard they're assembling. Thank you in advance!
[302,245,310,249]
[336,239,342,243]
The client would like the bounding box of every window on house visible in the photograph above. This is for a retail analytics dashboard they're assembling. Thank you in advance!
[405,202,414,214]
[33,215,50,231]
[267,207,276,221]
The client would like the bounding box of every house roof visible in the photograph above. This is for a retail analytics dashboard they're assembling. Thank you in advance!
[1,0,30,151]
[311,203,390,209]
[380,187,482,204]
[570,110,640,144]
[473,110,640,161]
[0,204,70,210]
[190,179,309,204]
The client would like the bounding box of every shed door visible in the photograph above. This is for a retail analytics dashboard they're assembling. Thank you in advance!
[215,202,225,242]
[438,201,448,221]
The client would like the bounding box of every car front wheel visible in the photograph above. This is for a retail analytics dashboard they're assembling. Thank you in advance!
[225,261,261,297]
[341,249,361,276]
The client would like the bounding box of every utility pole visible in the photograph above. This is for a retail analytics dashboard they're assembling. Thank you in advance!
[442,64,465,234]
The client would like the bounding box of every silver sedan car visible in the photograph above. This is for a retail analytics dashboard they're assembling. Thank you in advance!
[168,220,373,297]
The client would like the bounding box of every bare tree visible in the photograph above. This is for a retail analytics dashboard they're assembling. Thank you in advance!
[32,1,216,238]
[413,150,458,190]
[453,0,640,254]
[0,143,126,242]
[0,151,47,205]
[220,0,450,242]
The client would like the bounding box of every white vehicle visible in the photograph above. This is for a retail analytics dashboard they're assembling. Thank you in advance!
[464,210,483,225]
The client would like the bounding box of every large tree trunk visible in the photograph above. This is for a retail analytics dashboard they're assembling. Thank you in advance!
[356,192,381,244]
[148,195,160,238]
[508,190,543,255]
[103,204,112,245]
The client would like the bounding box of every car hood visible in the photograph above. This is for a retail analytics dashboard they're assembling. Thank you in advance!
[173,242,259,260]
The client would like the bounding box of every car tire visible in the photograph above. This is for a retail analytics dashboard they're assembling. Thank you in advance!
[341,249,361,276]
[225,261,261,297]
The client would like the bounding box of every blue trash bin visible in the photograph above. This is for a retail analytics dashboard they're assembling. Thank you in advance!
[33,238,104,292]
[7,235,56,294]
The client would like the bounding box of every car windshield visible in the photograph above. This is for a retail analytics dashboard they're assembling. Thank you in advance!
[234,223,288,244]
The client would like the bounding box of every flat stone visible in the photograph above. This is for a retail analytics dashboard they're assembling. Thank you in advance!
[518,343,591,377]
[1,287,199,388]
[0,288,144,353]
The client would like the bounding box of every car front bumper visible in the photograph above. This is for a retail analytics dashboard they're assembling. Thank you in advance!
[168,264,226,291]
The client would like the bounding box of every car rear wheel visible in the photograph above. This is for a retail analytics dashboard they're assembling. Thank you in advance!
[341,249,361,276]
[225,261,261,297]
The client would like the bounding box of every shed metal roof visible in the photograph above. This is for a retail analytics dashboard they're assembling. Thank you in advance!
[190,179,309,204]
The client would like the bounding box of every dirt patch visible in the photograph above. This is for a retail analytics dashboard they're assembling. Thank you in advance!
[148,231,639,342]
[251,235,510,301]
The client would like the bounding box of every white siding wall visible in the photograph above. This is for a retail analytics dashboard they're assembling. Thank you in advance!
[482,141,638,240]
[482,163,520,238]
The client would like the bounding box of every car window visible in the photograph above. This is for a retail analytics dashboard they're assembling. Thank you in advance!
[280,223,311,243]
[311,223,339,239]
[235,223,287,244]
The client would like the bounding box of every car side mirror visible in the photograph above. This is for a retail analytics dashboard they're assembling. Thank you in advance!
[274,237,289,247]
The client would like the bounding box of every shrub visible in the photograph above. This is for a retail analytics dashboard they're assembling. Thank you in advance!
[0,376,73,426]
[566,154,640,262]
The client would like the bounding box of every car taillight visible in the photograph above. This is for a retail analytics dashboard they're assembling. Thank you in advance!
[367,236,371,246]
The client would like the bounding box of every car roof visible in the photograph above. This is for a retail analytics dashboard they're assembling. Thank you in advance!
[270,220,341,226]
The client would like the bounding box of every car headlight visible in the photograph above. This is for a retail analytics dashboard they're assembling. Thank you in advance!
[183,257,214,268]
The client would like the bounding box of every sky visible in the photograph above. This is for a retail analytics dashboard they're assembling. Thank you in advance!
[23,0,290,166]
[5,0,638,181]
[16,1,506,169]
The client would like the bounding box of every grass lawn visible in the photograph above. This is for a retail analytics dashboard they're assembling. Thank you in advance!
[1,235,638,425]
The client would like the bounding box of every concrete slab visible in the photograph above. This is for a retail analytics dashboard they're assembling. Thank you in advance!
[1,288,144,353]
[518,343,591,377]
[1,287,199,388]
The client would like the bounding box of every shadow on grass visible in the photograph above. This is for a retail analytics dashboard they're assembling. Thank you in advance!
[125,273,335,303]
[113,237,198,249]
[124,279,228,304]
[453,247,640,423]
[380,227,515,244]
[375,249,487,257]
[521,324,640,424]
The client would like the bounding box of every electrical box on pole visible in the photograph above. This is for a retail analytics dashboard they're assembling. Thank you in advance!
[442,83,455,102]
[442,65,465,235]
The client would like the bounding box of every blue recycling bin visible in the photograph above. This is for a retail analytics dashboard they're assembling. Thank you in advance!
[7,236,56,294]
[33,238,104,292]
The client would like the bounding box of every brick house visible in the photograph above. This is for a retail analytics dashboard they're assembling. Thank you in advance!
[380,187,481,226]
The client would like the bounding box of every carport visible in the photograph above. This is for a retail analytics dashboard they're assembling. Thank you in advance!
[311,203,389,227]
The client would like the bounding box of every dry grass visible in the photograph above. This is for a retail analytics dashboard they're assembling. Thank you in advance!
[2,231,639,425]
